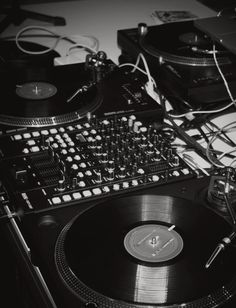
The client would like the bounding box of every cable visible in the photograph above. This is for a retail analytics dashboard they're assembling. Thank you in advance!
[206,121,236,168]
[15,26,66,55]
[168,41,236,120]
[11,25,99,56]
[212,44,235,104]
[119,54,157,87]
[66,43,97,56]
[169,99,236,119]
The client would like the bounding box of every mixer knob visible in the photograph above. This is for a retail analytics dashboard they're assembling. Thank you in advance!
[166,148,173,161]
[101,153,108,164]
[131,163,138,176]
[57,178,66,192]
[105,135,111,143]
[118,166,126,178]
[172,155,180,167]
[107,170,115,181]
[107,160,115,171]
[94,169,102,183]
[133,121,142,133]
[115,134,121,143]
[96,145,102,156]
[134,154,141,165]
[88,137,96,149]
[71,177,78,189]
[153,134,159,145]
[141,136,147,147]
[147,144,154,154]
[153,150,161,161]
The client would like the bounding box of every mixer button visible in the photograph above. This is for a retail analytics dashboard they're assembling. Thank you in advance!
[32,131,40,138]
[90,129,97,135]
[67,126,74,131]
[23,133,31,139]
[58,127,65,133]
[14,134,22,140]
[72,192,82,200]
[41,130,49,136]
[66,156,73,163]
[49,128,57,134]
[113,184,120,191]
[84,123,91,128]
[77,172,84,178]
[182,168,190,175]
[173,171,180,177]
[22,148,29,154]
[30,146,40,153]
[71,163,78,171]
[82,130,89,136]
[62,195,72,202]
[79,181,86,187]
[123,181,129,189]
[62,133,69,139]
[131,179,138,186]
[92,188,102,195]
[58,138,64,144]
[68,141,75,147]
[52,197,61,205]
[102,186,110,193]
[82,190,92,197]
[27,140,36,146]
[52,143,59,149]
[74,154,81,161]
[79,162,87,168]
[68,148,76,153]
[152,175,159,182]
[137,168,145,174]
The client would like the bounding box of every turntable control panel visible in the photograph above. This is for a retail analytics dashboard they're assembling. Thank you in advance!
[0,114,197,213]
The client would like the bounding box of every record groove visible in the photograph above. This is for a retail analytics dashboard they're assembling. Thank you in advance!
[55,195,236,307]
[140,20,234,67]
[0,63,102,127]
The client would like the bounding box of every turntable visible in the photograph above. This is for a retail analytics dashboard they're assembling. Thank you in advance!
[54,194,236,308]
[117,19,236,110]
[0,63,102,127]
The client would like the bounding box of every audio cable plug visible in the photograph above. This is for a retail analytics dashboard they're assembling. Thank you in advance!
[144,80,160,104]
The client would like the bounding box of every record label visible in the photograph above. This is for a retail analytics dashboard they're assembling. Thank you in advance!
[124,224,183,262]
[16,82,57,100]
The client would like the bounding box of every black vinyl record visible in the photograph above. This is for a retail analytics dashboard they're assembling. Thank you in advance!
[0,63,102,127]
[140,20,234,66]
[0,40,59,69]
[55,194,236,307]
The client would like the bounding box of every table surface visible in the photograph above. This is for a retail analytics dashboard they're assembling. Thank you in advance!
[1,0,216,63]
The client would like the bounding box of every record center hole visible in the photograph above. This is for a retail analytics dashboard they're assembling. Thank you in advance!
[124,224,183,263]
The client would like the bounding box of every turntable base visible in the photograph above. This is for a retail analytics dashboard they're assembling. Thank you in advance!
[55,194,236,308]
